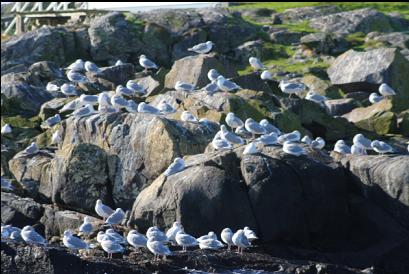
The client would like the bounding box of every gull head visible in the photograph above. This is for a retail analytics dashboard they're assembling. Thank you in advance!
[139,54,146,59]
[63,230,74,237]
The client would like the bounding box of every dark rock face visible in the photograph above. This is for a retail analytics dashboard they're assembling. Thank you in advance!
[325,98,358,116]
[1,192,43,227]
[86,63,135,89]
[300,32,350,55]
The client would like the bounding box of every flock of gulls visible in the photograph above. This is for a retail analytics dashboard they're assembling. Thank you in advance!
[1,38,407,262]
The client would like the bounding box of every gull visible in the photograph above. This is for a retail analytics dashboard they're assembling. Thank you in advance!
[147,236,172,261]
[63,230,89,250]
[371,140,393,154]
[21,226,47,246]
[212,135,233,150]
[245,118,266,137]
[334,140,351,154]
[226,112,244,131]
[158,100,176,114]
[137,102,160,114]
[197,231,217,242]
[67,70,87,83]
[1,177,14,191]
[249,57,265,71]
[115,60,124,66]
[97,231,117,244]
[257,132,278,146]
[232,229,251,254]
[181,111,198,123]
[351,144,367,155]
[44,114,61,127]
[99,105,118,114]
[235,126,252,139]
[311,137,325,150]
[277,130,301,144]
[2,225,20,239]
[79,94,99,106]
[353,134,372,150]
[125,100,138,113]
[208,69,220,82]
[1,124,12,135]
[95,199,114,220]
[243,227,258,242]
[369,93,383,104]
[71,104,96,118]
[51,130,62,146]
[166,222,184,244]
[188,41,214,54]
[78,216,93,237]
[221,228,234,251]
[217,76,241,92]
[101,238,124,259]
[378,83,396,97]
[202,82,219,95]
[98,92,111,107]
[306,91,326,105]
[175,81,195,93]
[84,61,101,74]
[243,142,259,155]
[220,125,244,145]
[23,142,39,155]
[127,230,148,250]
[46,82,60,92]
[301,135,312,145]
[199,238,224,250]
[260,119,281,135]
[279,80,305,98]
[106,229,127,244]
[11,231,24,242]
[126,80,146,96]
[146,227,168,242]
[260,70,273,81]
[164,157,185,177]
[139,55,158,70]
[67,59,85,71]
[105,208,125,226]
[283,141,305,156]
[116,85,135,97]
[175,231,199,252]
[60,99,81,112]
[60,83,78,96]
[111,95,129,110]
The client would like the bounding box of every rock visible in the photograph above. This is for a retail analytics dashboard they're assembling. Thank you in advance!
[277,5,341,22]
[342,99,397,135]
[310,8,409,36]
[229,73,277,94]
[87,63,135,89]
[327,48,409,112]
[38,98,72,120]
[240,8,275,23]
[269,30,304,46]
[398,110,409,136]
[344,91,370,101]
[164,53,237,89]
[141,23,173,66]
[300,32,349,55]
[1,192,43,227]
[28,61,65,82]
[233,40,274,64]
[302,75,342,99]
[325,98,358,116]
[367,31,409,50]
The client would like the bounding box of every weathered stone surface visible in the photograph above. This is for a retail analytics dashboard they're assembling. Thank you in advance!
[325,98,358,116]
[269,30,304,46]
[1,192,43,227]
[300,32,349,55]
[86,63,135,90]
[367,31,409,50]
[39,98,72,120]
[277,5,341,22]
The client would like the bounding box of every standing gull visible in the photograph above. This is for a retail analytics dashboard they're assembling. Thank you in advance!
[371,140,393,154]
[21,226,47,246]
[79,94,99,106]
[369,93,383,104]
[283,141,305,156]
[106,229,127,244]
[221,228,234,251]
[126,80,146,96]
[101,238,124,259]
[245,118,266,138]
[71,104,96,118]
[208,69,220,82]
[44,114,61,128]
[175,231,199,252]
[305,91,326,105]
[217,76,241,92]
[353,134,372,150]
[232,229,251,254]
[95,199,114,220]
[243,227,258,242]
[181,111,198,123]
[220,125,244,145]
[78,216,93,237]
[147,236,172,261]
[166,222,184,244]
[1,124,12,135]
[175,81,195,93]
[84,61,101,74]
[63,230,89,250]
[279,80,305,98]
[188,41,214,54]
[139,55,158,71]
[202,82,219,95]
[146,227,168,243]
[23,142,39,155]
[127,230,148,250]
[334,140,351,154]
[138,102,160,114]
[105,208,125,226]
[378,83,396,97]
[164,157,185,177]
[226,112,244,131]
[260,119,281,135]
[249,57,265,71]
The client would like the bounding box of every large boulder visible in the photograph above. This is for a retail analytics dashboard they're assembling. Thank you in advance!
[327,48,409,112]
[1,192,43,227]
[277,5,341,23]
[86,63,135,89]
[325,98,358,116]
[300,32,349,55]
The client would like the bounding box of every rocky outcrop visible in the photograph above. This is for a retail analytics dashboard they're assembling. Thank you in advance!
[277,5,341,22]
[86,63,135,90]
[300,32,349,55]
[325,98,358,116]
[1,192,43,227]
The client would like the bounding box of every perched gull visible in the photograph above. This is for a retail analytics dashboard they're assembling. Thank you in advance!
[257,132,278,146]
[199,238,224,250]
[44,114,61,127]
[60,83,78,96]
[221,228,234,251]
[11,231,24,242]
[67,59,84,71]
[115,60,124,66]
[260,70,273,81]
[60,99,81,112]
[301,135,312,145]
[158,100,176,114]
[202,82,219,95]
[139,55,158,70]
[63,230,89,250]
[283,141,305,156]
[67,70,87,83]
[106,229,127,244]
[126,80,146,95]
[127,230,148,250]
[277,130,301,144]
[95,199,114,220]
[51,130,62,146]
[311,137,325,150]
[116,85,135,97]
[369,93,383,104]
[106,208,125,226]
[181,111,198,123]
[217,76,241,92]
[78,216,93,237]
[1,177,14,191]
[305,91,326,105]
[232,229,251,254]
[98,92,112,107]
[334,140,351,154]
[23,142,39,155]
[146,227,168,243]
[175,231,199,252]
[371,140,393,154]
[125,100,138,113]
[137,102,160,114]
[249,57,265,71]
[243,142,259,155]
[21,226,47,246]
[111,95,129,110]
[212,135,233,150]
[245,118,266,137]
[101,238,124,259]
[226,112,244,130]
[175,81,195,93]
[166,222,184,244]
[220,125,244,145]
[97,231,118,244]
[279,80,305,98]
[260,119,281,135]
[79,94,98,106]
[46,82,60,92]
[84,61,101,73]
[71,104,96,118]
[235,126,252,139]
[147,236,172,260]
[243,227,258,242]
[164,157,185,177]
[378,83,396,97]
[351,144,367,155]
[208,69,220,82]
[353,134,372,150]
[197,231,217,242]
[1,124,12,135]
[188,41,214,54]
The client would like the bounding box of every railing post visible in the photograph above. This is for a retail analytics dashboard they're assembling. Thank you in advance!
[15,14,24,35]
